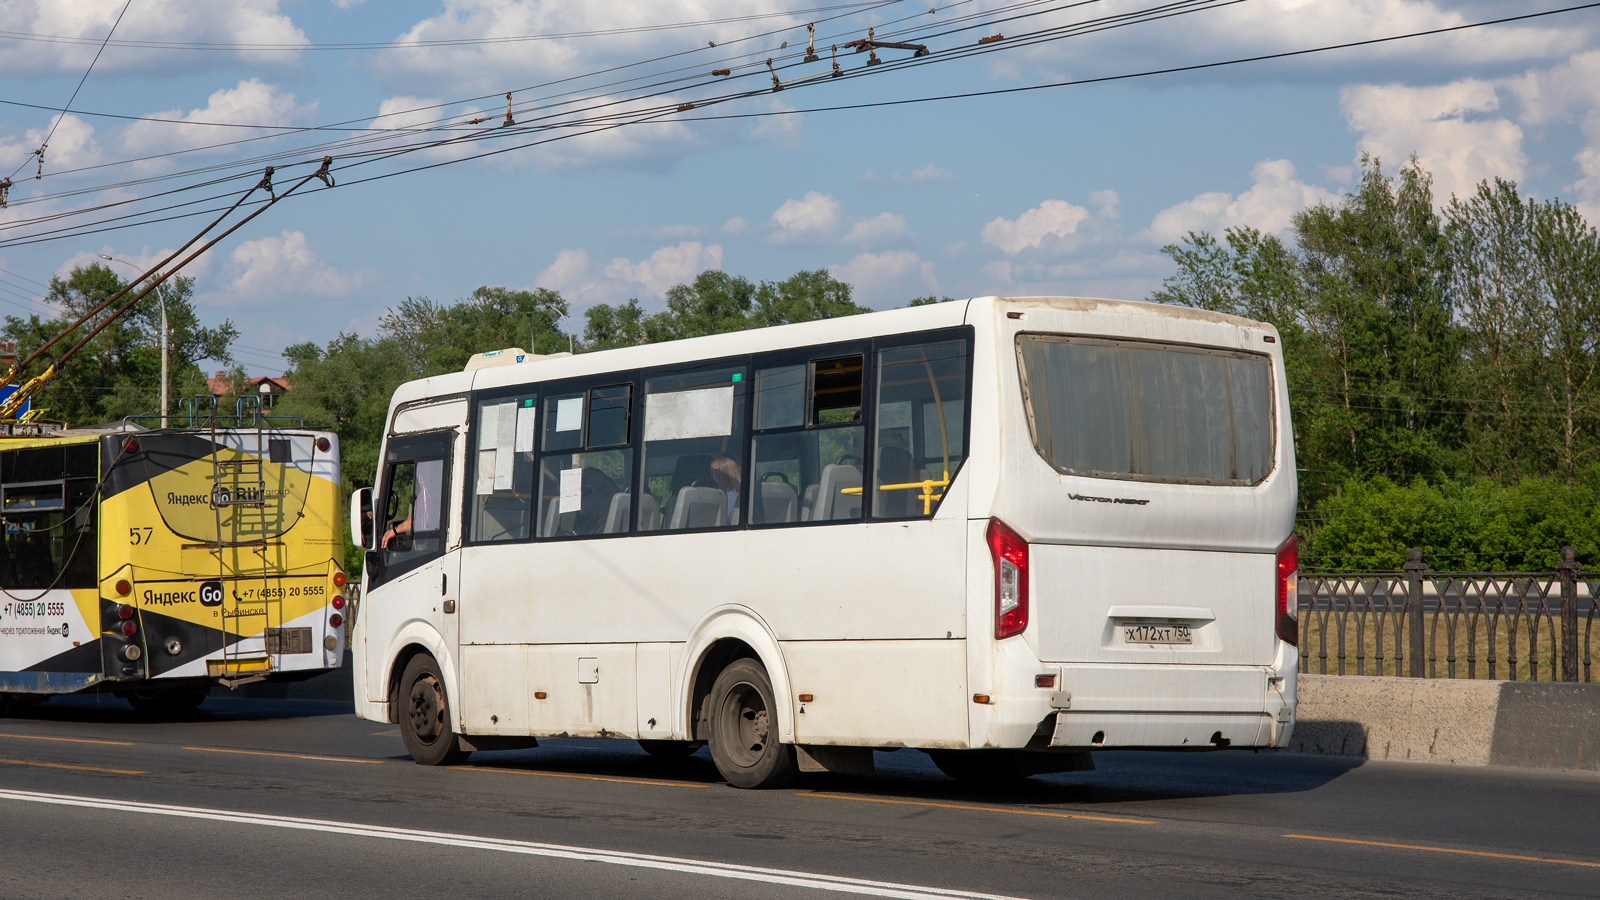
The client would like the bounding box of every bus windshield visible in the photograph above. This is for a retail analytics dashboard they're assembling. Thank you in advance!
[1017,335,1273,485]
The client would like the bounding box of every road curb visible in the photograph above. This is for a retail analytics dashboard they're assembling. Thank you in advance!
[1291,674,1600,771]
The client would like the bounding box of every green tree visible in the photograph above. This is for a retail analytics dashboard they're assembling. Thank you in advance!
[751,269,869,326]
[3,263,237,426]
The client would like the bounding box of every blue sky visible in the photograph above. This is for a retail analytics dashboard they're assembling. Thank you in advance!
[0,0,1597,375]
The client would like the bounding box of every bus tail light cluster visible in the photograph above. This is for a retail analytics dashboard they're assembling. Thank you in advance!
[329,613,344,629]
[987,518,1029,639]
[1276,534,1299,646]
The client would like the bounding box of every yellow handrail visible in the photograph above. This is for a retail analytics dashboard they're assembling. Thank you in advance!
[839,474,951,515]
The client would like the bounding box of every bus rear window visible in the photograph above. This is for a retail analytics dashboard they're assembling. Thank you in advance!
[1017,336,1273,486]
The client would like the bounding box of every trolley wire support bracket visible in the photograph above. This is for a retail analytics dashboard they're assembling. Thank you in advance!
[0,177,9,209]
[805,24,819,62]
[843,27,930,64]
[502,92,515,128]
[258,165,275,199]
[766,58,783,92]
[831,44,843,77]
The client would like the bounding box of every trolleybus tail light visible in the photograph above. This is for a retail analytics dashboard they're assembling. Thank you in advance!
[331,596,345,610]
[116,603,135,619]
[122,438,139,454]
[115,579,131,596]
[987,517,1029,639]
[332,571,347,588]
[1276,533,1299,646]
[316,436,331,452]
[328,613,343,629]
[119,619,137,637]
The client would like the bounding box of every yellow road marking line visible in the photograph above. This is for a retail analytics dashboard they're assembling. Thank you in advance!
[0,757,144,775]
[1284,834,1600,869]
[183,747,386,765]
[0,732,133,746]
[462,765,710,788]
[801,793,1157,824]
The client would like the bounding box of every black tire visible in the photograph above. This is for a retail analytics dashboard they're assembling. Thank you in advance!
[638,739,703,759]
[125,689,208,718]
[0,693,14,718]
[705,659,797,789]
[928,749,1033,784]
[398,654,471,766]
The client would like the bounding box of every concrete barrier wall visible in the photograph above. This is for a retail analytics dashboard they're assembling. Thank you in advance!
[1292,674,1600,771]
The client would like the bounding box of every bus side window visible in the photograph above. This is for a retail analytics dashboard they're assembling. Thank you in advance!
[872,340,969,519]
[0,446,97,590]
[537,384,635,538]
[470,397,537,542]
[639,367,746,532]
[749,355,864,525]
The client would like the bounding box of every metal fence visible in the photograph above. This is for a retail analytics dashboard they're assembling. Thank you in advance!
[1297,547,1598,682]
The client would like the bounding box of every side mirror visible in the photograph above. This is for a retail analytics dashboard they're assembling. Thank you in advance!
[350,487,376,552]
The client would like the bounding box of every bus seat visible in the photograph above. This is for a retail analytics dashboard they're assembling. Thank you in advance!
[540,497,563,537]
[637,492,662,531]
[668,486,726,530]
[800,483,818,521]
[813,464,862,520]
[758,481,798,524]
[480,495,528,540]
[603,492,632,534]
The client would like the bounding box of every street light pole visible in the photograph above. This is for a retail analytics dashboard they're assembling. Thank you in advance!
[100,255,167,427]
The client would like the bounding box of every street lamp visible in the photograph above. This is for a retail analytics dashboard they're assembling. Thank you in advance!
[99,255,167,428]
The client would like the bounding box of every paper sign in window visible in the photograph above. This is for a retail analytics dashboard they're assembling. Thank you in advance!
[514,404,536,452]
[494,403,516,491]
[644,386,734,442]
[559,467,582,514]
[478,404,502,450]
[555,397,583,433]
[475,450,496,495]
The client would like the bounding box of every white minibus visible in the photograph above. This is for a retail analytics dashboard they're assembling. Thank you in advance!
[349,295,1299,787]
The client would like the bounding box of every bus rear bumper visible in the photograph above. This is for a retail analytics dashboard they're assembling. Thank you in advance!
[1041,656,1296,750]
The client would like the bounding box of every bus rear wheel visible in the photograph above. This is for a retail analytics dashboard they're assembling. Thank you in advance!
[706,659,797,789]
[399,655,470,766]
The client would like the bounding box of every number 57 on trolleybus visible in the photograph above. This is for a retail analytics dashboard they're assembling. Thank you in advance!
[349,295,1300,786]
[0,415,348,717]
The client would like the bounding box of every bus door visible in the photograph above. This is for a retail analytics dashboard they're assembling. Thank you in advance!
[363,429,460,703]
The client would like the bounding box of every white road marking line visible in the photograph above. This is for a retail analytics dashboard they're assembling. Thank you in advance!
[0,788,1029,900]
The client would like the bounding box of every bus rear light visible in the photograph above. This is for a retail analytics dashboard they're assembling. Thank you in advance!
[119,620,137,637]
[331,596,345,610]
[987,517,1029,639]
[1276,533,1299,646]
[316,437,331,452]
[116,603,135,619]
[115,579,131,596]
[123,644,141,661]
[122,438,139,454]
[329,613,343,629]
[1035,674,1056,688]
[332,571,347,587]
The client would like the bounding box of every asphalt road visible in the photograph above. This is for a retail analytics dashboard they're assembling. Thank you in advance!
[1,694,1596,899]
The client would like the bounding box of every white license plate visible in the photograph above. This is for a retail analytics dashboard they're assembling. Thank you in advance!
[1123,623,1192,644]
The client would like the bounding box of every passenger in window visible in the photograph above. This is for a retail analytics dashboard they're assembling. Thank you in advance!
[711,455,741,524]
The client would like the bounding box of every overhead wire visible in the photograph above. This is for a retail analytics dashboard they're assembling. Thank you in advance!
[5,0,130,182]
[3,1,1595,249]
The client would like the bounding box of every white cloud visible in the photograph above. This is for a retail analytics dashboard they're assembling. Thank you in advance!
[749,98,801,147]
[604,241,723,297]
[721,216,748,235]
[1145,159,1338,243]
[830,250,936,307]
[535,248,592,293]
[119,79,318,157]
[890,164,953,185]
[981,199,1093,255]
[842,212,914,247]
[0,115,101,173]
[1342,80,1526,204]
[0,1,308,73]
[224,230,361,300]
[768,191,841,244]
[1507,50,1600,221]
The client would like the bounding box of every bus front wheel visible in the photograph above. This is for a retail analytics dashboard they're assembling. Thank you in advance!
[706,659,797,789]
[399,655,471,766]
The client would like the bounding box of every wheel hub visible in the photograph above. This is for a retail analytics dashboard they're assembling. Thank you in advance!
[408,674,444,743]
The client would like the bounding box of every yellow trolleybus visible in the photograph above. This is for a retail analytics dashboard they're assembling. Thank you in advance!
[0,416,348,715]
